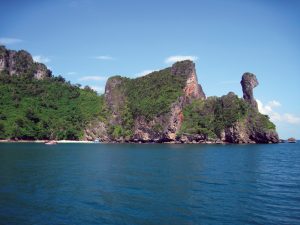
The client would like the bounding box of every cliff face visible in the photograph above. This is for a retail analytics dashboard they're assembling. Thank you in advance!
[180,74,279,143]
[171,61,205,101]
[0,45,51,80]
[83,121,109,142]
[104,76,128,126]
[224,119,279,144]
[224,72,279,143]
[95,60,206,142]
[164,61,205,140]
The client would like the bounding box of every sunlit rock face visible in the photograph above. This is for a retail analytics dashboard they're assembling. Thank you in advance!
[171,60,206,101]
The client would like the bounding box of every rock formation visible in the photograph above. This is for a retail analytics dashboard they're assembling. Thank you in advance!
[171,61,206,101]
[104,76,128,126]
[224,77,279,143]
[241,72,258,109]
[0,46,279,143]
[90,63,279,144]
[0,45,51,79]
[164,61,205,140]
[224,120,279,144]
[83,121,109,142]
[95,60,205,142]
[34,63,51,80]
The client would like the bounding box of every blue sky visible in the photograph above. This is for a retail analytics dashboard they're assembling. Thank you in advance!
[1,0,300,138]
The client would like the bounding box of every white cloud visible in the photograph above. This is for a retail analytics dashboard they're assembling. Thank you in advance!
[257,100,272,115]
[94,56,114,60]
[78,76,108,81]
[90,86,104,93]
[135,69,157,77]
[67,72,77,75]
[257,99,300,124]
[33,55,51,64]
[281,113,300,124]
[0,37,23,45]
[268,100,281,108]
[165,55,198,64]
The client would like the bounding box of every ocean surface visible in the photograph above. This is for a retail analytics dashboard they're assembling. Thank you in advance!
[0,143,299,225]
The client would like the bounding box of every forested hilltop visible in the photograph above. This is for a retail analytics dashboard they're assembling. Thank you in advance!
[0,46,279,143]
[0,46,106,140]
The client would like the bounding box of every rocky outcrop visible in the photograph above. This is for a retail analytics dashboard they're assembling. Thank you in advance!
[82,58,279,144]
[241,72,258,108]
[83,121,109,142]
[287,137,296,143]
[171,61,206,101]
[0,45,51,79]
[164,61,205,139]
[164,98,185,140]
[224,121,253,144]
[222,82,279,144]
[34,63,52,79]
[133,116,163,141]
[104,76,128,125]
[0,46,279,144]
[89,60,207,142]
[224,120,279,144]
[236,72,279,143]
[94,61,279,144]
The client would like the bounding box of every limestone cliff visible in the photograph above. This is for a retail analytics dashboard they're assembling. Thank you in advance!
[83,121,109,142]
[241,72,258,109]
[104,76,128,126]
[180,77,279,143]
[171,61,205,101]
[84,60,279,144]
[0,46,279,143]
[96,60,206,142]
[224,119,279,144]
[164,61,205,140]
[0,45,52,79]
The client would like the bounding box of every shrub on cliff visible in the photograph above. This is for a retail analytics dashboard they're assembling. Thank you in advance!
[125,68,187,120]
[180,93,251,138]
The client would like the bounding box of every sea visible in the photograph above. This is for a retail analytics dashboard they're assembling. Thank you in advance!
[0,142,299,225]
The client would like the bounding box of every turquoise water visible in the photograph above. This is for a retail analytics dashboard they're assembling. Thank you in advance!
[0,143,299,225]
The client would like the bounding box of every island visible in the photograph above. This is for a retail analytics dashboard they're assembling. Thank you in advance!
[0,46,279,144]
[287,137,296,143]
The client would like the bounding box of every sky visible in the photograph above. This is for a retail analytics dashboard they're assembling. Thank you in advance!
[0,0,300,139]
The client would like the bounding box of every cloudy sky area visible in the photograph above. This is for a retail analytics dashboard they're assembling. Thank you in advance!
[0,0,300,138]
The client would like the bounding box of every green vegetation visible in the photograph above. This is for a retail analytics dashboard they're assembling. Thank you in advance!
[125,68,187,120]
[104,68,187,138]
[180,93,249,138]
[248,110,276,131]
[108,100,134,139]
[0,72,105,140]
[0,47,277,142]
[180,92,276,139]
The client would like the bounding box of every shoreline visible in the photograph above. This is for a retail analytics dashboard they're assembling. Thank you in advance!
[0,139,287,144]
[0,140,94,144]
[0,139,225,144]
